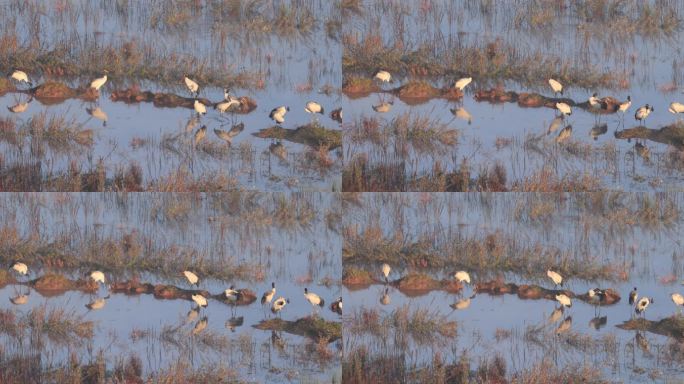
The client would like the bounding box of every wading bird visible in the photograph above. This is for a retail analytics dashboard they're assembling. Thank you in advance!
[635,297,653,317]
[556,102,572,116]
[191,293,208,309]
[374,70,391,83]
[547,270,563,287]
[269,106,289,125]
[331,297,342,315]
[305,101,324,115]
[628,287,638,306]
[548,78,563,96]
[672,293,684,313]
[9,70,32,87]
[193,99,207,116]
[10,261,28,277]
[261,282,276,305]
[588,288,607,315]
[381,263,391,283]
[454,271,471,284]
[215,89,241,113]
[634,104,654,125]
[184,75,199,97]
[183,270,200,288]
[90,270,106,285]
[224,285,240,304]
[669,102,684,116]
[271,297,289,316]
[304,288,325,314]
[454,77,472,91]
[90,70,108,91]
[588,93,600,107]
[555,293,572,308]
[618,96,632,114]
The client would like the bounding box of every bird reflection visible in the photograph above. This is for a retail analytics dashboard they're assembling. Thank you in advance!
[589,123,607,141]
[548,307,564,324]
[86,106,108,127]
[10,294,29,305]
[556,316,572,334]
[547,116,563,135]
[7,96,33,114]
[635,331,649,353]
[186,307,199,323]
[85,295,110,310]
[372,102,392,113]
[225,316,244,332]
[192,316,208,335]
[450,107,472,124]
[450,294,476,310]
[588,315,607,331]
[380,287,391,306]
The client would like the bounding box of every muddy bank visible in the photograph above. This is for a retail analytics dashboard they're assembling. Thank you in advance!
[254,123,342,150]
[615,123,684,150]
[394,273,462,296]
[476,279,621,304]
[28,274,98,296]
[110,87,257,113]
[475,87,624,113]
[617,316,684,339]
[25,82,99,105]
[342,77,381,99]
[391,81,463,105]
[342,267,376,290]
[253,316,341,343]
[110,280,256,305]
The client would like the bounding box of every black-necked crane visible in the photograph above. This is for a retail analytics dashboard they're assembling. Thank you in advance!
[588,288,607,315]
[669,102,684,117]
[193,99,207,117]
[191,293,208,309]
[331,297,342,315]
[86,106,108,127]
[589,123,607,141]
[304,287,325,315]
[381,263,391,283]
[86,295,110,310]
[555,102,572,117]
[454,271,471,284]
[261,282,276,305]
[450,107,472,124]
[628,287,638,306]
[330,108,343,124]
[269,106,289,125]
[548,78,563,96]
[183,270,200,288]
[90,270,106,285]
[215,89,241,113]
[7,96,32,114]
[555,293,572,308]
[305,101,324,115]
[271,296,289,317]
[556,124,572,143]
[9,70,32,87]
[90,70,108,92]
[635,296,653,317]
[184,75,200,97]
[194,125,207,146]
[547,270,563,287]
[588,93,600,107]
[634,104,654,125]
[372,102,392,113]
[213,122,244,146]
[10,261,29,277]
[618,96,631,114]
[192,316,208,335]
[454,77,472,91]
[224,285,240,304]
[10,294,29,305]
[556,316,572,334]
[380,287,391,305]
[450,294,475,310]
[671,293,684,313]
[374,70,391,83]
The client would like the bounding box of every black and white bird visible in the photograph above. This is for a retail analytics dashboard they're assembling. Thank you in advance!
[634,104,654,125]
[669,102,684,116]
[374,70,391,83]
[261,282,276,305]
[194,99,207,116]
[671,293,684,312]
[191,293,208,309]
[90,270,106,285]
[330,297,342,315]
[548,78,563,96]
[556,102,572,116]
[183,270,200,287]
[215,89,241,113]
[555,293,572,308]
[588,93,600,107]
[305,101,324,115]
[628,287,638,306]
[224,285,240,303]
[10,261,29,277]
[454,271,471,284]
[588,288,607,314]
[9,70,32,87]
[618,96,632,114]
[184,75,200,97]
[381,263,391,283]
[547,270,563,287]
[304,288,324,314]
[271,296,289,316]
[269,106,289,124]
[90,71,108,91]
[635,297,653,317]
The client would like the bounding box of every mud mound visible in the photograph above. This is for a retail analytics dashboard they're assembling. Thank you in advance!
[474,88,517,103]
[617,316,684,339]
[212,288,257,306]
[254,316,341,343]
[110,88,257,113]
[342,267,375,288]
[342,77,380,98]
[255,123,342,150]
[30,273,98,296]
[32,82,98,104]
[395,273,462,295]
[576,288,621,305]
[111,280,155,294]
[615,123,684,150]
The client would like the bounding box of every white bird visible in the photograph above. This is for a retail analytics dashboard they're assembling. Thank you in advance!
[90,71,108,91]
[304,288,325,312]
[555,293,572,308]
[381,263,391,283]
[454,271,471,284]
[556,102,572,116]
[10,262,28,276]
[669,102,684,115]
[671,293,684,311]
[191,293,208,308]
[588,93,600,107]
[547,270,563,287]
[635,104,654,124]
[7,96,32,114]
[556,125,572,143]
[548,78,563,96]
[271,296,289,315]
[261,282,276,305]
[10,294,29,305]
[225,285,240,303]
[9,70,32,87]
[450,107,472,124]
[372,102,392,113]
[454,77,472,91]
[86,295,110,310]
[635,297,653,316]
[269,106,289,124]
[184,75,199,96]
[90,270,105,284]
[86,106,108,127]
[193,99,207,116]
[215,98,241,113]
[618,96,632,113]
[305,101,324,114]
[374,70,391,82]
[330,297,342,315]
[183,270,200,287]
